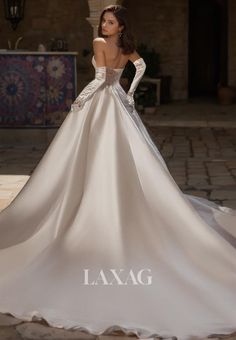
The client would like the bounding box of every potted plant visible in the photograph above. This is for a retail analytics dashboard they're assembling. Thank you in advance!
[120,43,161,110]
[136,43,160,78]
[217,82,236,105]
[121,43,161,84]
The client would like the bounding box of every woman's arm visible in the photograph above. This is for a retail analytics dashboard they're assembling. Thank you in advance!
[128,50,142,63]
[126,50,146,108]
[93,38,106,67]
[71,38,107,112]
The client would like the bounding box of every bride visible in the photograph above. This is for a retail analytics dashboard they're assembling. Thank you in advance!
[0,4,235,340]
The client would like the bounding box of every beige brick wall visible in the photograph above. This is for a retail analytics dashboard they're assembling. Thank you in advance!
[0,0,235,100]
[123,0,189,100]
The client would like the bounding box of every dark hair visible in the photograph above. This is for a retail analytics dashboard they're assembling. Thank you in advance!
[98,5,135,55]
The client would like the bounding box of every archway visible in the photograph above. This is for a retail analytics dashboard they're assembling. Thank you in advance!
[86,0,123,37]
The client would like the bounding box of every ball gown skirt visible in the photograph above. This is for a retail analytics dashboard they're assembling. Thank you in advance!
[0,56,235,340]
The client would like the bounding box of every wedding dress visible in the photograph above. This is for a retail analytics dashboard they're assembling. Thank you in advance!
[0,55,235,340]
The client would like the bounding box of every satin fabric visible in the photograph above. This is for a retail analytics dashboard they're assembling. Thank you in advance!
[0,57,235,340]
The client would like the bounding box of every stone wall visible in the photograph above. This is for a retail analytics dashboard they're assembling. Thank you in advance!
[123,0,189,100]
[0,0,189,100]
[0,0,93,93]
[123,0,236,99]
[0,0,236,100]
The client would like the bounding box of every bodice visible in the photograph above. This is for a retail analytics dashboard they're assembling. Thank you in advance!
[91,56,124,85]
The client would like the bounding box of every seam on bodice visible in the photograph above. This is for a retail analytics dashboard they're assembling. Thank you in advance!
[92,56,124,85]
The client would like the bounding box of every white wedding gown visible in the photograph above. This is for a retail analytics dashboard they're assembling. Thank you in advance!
[0,55,235,340]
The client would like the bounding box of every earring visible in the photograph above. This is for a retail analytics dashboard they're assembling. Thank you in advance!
[119,32,123,38]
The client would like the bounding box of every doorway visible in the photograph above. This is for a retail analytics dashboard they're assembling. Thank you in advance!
[188,0,228,97]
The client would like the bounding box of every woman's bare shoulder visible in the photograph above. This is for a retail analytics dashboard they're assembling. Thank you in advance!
[93,37,107,46]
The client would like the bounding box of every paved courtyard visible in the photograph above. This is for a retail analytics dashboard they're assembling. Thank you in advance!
[148,126,236,208]
[142,100,236,128]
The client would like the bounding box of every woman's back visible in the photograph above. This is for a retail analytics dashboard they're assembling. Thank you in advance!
[94,37,140,70]
[95,37,129,69]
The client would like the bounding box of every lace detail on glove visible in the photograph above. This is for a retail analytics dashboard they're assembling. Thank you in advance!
[127,58,146,109]
[71,66,106,112]
[126,92,134,105]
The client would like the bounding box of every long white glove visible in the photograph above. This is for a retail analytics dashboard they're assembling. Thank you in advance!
[127,58,146,108]
[71,66,106,112]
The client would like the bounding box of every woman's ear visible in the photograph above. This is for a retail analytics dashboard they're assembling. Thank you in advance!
[119,25,124,33]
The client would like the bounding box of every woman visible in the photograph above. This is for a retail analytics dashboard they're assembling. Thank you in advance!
[0,4,235,340]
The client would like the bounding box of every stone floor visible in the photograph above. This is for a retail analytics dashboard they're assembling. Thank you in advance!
[0,102,236,339]
[0,312,235,340]
[142,99,236,127]
[147,125,236,208]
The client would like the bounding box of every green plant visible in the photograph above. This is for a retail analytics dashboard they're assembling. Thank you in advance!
[137,43,160,78]
[82,48,92,57]
[120,43,161,108]
[121,42,161,85]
